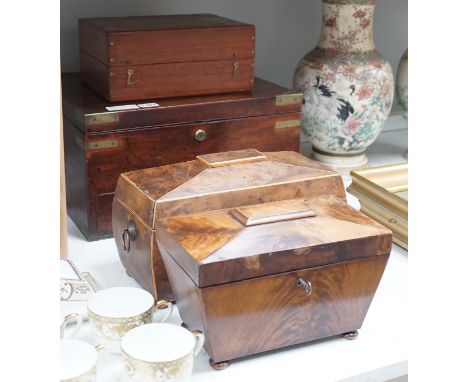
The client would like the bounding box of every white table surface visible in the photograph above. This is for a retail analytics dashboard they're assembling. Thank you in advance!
[64,116,408,382]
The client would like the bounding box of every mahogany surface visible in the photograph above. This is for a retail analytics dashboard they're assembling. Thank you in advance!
[156,195,392,287]
[146,149,392,364]
[62,74,301,241]
[62,73,301,134]
[160,244,389,363]
[63,118,89,237]
[79,14,255,101]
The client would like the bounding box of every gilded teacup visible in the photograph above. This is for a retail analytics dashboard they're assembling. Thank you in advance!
[121,323,205,382]
[87,287,172,354]
[60,339,101,382]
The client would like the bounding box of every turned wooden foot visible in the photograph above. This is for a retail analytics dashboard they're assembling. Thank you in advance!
[181,322,188,329]
[209,359,230,370]
[341,330,359,340]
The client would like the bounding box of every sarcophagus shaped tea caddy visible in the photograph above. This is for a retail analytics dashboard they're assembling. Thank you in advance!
[113,149,392,367]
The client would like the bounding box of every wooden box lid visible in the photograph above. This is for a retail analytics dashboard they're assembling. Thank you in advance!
[156,194,392,287]
[61,73,302,134]
[114,149,344,228]
[115,149,391,286]
[79,14,255,67]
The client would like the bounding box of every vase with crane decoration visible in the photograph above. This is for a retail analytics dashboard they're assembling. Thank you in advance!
[293,0,394,173]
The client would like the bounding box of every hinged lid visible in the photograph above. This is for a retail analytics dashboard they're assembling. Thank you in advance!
[79,14,255,67]
[156,194,392,287]
[114,149,346,230]
[61,74,302,134]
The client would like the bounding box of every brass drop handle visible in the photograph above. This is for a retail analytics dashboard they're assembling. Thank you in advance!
[122,220,137,253]
[126,68,138,86]
[296,278,312,296]
[232,60,240,77]
[195,129,207,142]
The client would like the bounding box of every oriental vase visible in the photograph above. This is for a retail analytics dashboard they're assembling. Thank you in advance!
[293,0,394,171]
[396,49,408,123]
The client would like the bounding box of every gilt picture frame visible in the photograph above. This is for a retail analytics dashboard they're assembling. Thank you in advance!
[347,163,408,250]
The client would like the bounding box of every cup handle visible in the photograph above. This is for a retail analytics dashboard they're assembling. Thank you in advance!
[153,300,173,323]
[94,344,108,369]
[192,330,205,357]
[60,313,83,339]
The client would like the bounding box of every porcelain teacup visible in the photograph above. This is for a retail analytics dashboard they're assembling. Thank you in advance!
[87,287,172,354]
[60,339,103,382]
[121,323,205,382]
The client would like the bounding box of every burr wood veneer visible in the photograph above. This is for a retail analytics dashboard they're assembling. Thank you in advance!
[113,150,344,300]
[152,150,392,367]
[113,149,391,366]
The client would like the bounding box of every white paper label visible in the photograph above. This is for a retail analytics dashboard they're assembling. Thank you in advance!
[105,104,139,111]
[137,102,159,108]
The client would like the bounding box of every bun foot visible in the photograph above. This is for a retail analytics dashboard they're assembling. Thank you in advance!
[209,359,230,370]
[181,322,188,329]
[341,330,359,340]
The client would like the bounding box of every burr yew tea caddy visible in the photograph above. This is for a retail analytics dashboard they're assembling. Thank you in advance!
[112,148,392,367]
[151,149,392,368]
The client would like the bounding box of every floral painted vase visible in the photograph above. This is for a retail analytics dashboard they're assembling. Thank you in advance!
[396,49,408,123]
[293,0,394,170]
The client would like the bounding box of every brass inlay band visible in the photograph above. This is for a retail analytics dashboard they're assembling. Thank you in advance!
[85,139,118,150]
[84,113,120,125]
[275,93,303,106]
[275,119,301,129]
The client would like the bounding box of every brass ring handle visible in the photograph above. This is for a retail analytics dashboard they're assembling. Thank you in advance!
[122,221,137,253]
[296,278,312,296]
[194,129,207,142]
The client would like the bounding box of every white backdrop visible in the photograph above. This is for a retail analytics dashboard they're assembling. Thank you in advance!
[60,0,408,89]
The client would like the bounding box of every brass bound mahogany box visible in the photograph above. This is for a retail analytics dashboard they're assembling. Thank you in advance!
[63,74,301,241]
[113,149,392,367]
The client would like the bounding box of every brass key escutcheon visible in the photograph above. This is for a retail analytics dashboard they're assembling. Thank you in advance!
[195,129,207,142]
[296,278,312,296]
[126,69,138,86]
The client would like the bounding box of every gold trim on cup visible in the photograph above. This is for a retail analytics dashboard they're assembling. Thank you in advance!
[88,299,173,340]
[121,348,194,381]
